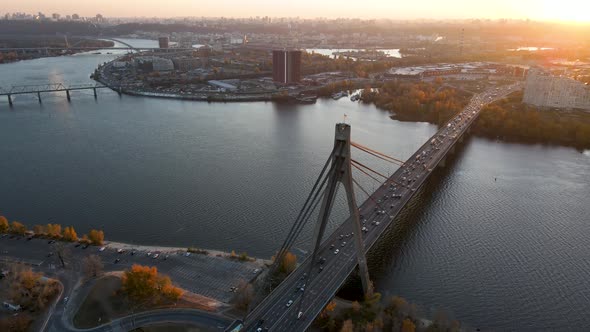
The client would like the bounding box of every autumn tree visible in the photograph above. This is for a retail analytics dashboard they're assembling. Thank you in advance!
[88,229,105,245]
[8,265,59,312]
[9,221,26,235]
[33,224,44,236]
[62,226,78,242]
[401,318,416,332]
[0,216,8,233]
[340,319,354,332]
[121,264,183,304]
[46,224,62,238]
[82,255,103,279]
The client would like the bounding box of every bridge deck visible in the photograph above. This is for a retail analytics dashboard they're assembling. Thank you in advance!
[245,83,522,331]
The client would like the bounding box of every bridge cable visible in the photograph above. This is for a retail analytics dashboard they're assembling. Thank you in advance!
[351,143,404,166]
[351,141,405,165]
[272,144,339,272]
[351,159,409,189]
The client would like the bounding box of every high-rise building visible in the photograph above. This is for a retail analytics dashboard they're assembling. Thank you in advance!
[158,37,170,49]
[523,69,590,111]
[272,50,302,84]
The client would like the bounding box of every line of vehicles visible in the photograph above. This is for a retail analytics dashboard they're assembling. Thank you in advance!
[249,84,523,330]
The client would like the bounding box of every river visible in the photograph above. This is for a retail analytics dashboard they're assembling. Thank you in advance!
[0,39,589,331]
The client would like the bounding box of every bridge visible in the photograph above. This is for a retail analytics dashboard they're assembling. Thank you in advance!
[243,83,522,331]
[0,83,112,106]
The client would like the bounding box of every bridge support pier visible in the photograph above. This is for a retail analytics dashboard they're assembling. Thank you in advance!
[117,87,122,96]
[37,92,42,104]
[66,90,71,102]
[439,157,446,168]
[450,145,456,154]
[7,94,13,107]
[459,134,464,143]
[93,88,97,99]
[306,123,373,299]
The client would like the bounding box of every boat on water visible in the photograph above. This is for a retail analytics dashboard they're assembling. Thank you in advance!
[92,52,102,55]
[295,95,317,104]
[331,91,347,100]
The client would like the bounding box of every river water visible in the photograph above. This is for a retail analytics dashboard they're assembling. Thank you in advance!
[1,39,589,331]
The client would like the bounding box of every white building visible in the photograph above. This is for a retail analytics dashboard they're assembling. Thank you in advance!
[523,69,590,111]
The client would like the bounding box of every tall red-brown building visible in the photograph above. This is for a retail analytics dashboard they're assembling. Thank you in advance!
[272,50,302,84]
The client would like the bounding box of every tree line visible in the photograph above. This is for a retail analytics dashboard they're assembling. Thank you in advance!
[474,92,590,149]
[360,79,468,125]
[0,215,104,245]
[316,294,462,332]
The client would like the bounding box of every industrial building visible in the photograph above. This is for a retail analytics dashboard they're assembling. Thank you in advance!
[523,69,590,111]
[386,62,528,80]
[272,50,302,84]
[172,57,203,71]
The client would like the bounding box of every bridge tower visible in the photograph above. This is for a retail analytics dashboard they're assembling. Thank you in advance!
[307,123,372,297]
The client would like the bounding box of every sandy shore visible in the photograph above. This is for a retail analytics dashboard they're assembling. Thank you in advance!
[105,240,270,266]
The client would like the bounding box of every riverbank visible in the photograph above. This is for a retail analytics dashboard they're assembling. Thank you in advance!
[104,240,271,266]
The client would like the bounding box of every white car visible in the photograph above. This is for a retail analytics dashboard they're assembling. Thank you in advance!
[286,300,293,307]
[117,248,124,253]
[152,253,159,259]
[98,247,106,252]
[334,249,340,255]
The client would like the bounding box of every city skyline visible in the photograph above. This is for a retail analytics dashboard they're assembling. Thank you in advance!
[3,0,590,22]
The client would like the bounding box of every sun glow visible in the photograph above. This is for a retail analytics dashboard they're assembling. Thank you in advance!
[541,0,590,22]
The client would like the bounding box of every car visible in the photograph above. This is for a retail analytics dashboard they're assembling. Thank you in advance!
[147,252,152,256]
[319,266,324,273]
[82,244,89,249]
[341,242,346,247]
[298,311,303,319]
[99,247,106,252]
[63,297,69,303]
[286,300,293,307]
[114,258,120,263]
[130,251,135,255]
[334,249,339,255]
[117,248,124,254]
[185,252,191,257]
[74,243,81,247]
[257,328,262,332]
[26,237,33,241]
[253,268,260,274]
[329,244,335,250]
[164,255,169,260]
[47,252,54,257]
[153,253,159,259]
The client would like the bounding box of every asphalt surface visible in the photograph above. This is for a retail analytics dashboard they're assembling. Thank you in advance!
[0,235,260,331]
[244,83,523,331]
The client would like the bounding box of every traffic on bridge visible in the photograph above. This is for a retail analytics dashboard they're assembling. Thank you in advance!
[244,83,522,332]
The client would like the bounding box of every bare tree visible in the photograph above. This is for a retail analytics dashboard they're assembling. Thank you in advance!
[233,279,254,311]
[82,255,103,279]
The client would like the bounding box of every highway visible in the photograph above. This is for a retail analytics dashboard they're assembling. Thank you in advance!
[244,82,523,331]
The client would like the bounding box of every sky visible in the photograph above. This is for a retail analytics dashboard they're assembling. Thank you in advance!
[3,0,590,22]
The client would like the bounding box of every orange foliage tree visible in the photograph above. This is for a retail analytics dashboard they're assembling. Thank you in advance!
[62,226,78,242]
[0,216,8,233]
[122,264,183,304]
[88,229,104,245]
[9,221,26,235]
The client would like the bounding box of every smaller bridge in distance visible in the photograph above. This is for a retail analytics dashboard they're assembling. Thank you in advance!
[0,82,112,106]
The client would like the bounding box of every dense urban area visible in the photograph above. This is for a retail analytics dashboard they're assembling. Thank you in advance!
[1,8,590,332]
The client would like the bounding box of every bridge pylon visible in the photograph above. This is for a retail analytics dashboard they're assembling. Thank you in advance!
[306,123,372,297]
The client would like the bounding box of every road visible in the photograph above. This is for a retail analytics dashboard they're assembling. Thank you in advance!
[0,234,261,331]
[244,83,523,331]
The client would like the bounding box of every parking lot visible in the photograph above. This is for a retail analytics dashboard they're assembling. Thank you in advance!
[0,234,264,303]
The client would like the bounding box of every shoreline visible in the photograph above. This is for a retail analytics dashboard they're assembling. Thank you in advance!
[104,240,271,266]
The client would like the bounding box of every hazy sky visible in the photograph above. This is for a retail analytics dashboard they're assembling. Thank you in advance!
[4,0,590,22]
